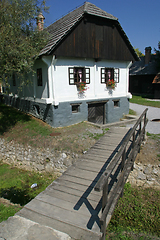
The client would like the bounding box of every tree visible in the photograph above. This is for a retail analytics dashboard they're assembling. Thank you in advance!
[0,0,49,89]
[134,47,144,58]
[155,42,160,71]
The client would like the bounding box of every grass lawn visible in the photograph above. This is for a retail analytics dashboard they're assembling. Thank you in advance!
[0,203,22,223]
[107,183,160,239]
[0,162,56,222]
[130,95,160,108]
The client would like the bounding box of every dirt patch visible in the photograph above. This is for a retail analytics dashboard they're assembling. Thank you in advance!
[0,197,21,208]
[1,121,104,154]
[136,136,160,165]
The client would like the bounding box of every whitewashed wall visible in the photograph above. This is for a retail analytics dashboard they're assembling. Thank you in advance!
[33,60,49,99]
[16,57,131,103]
[53,58,131,103]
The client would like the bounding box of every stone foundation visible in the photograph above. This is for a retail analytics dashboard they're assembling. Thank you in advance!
[0,93,129,128]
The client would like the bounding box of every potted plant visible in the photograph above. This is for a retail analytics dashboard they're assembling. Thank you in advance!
[77,82,87,94]
[106,79,116,89]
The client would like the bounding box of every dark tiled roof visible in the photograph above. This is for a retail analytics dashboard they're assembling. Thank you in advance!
[39,2,118,56]
[129,55,158,76]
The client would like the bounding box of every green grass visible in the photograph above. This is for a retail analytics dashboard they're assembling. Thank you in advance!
[0,203,22,222]
[130,95,160,108]
[129,109,137,115]
[0,163,56,214]
[157,154,160,161]
[87,128,109,140]
[0,103,31,135]
[22,118,52,137]
[107,183,160,239]
[0,103,53,137]
[146,132,160,140]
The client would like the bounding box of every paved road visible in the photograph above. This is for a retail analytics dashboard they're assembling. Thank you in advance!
[128,103,160,134]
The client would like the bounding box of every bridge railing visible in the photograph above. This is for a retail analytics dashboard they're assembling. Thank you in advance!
[94,108,148,240]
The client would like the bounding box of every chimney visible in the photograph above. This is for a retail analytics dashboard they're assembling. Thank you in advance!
[145,46,152,65]
[36,13,45,31]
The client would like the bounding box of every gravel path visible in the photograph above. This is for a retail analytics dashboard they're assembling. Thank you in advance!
[128,103,160,134]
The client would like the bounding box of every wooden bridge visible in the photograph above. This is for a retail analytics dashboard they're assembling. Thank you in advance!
[17,109,148,240]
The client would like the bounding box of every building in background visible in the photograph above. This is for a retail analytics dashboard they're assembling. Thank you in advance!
[129,47,158,97]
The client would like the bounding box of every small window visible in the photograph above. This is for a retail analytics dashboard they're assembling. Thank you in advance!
[33,105,40,115]
[101,68,119,83]
[71,104,80,113]
[37,68,42,86]
[69,67,90,85]
[13,73,16,86]
[113,100,120,107]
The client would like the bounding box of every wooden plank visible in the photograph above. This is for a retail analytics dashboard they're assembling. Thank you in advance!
[23,199,100,233]
[85,150,114,158]
[47,178,101,196]
[40,187,101,209]
[82,154,109,161]
[36,193,101,218]
[90,145,117,151]
[47,183,101,202]
[86,149,117,157]
[74,161,108,173]
[94,142,120,147]
[65,167,100,181]
[75,161,108,170]
[58,174,96,187]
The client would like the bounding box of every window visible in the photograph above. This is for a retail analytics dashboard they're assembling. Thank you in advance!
[71,104,80,113]
[113,100,120,107]
[33,105,40,115]
[101,68,119,83]
[69,67,90,85]
[37,68,42,86]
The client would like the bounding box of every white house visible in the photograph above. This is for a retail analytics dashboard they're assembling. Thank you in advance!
[2,2,138,127]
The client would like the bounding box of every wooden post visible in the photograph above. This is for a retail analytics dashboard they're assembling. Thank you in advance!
[139,121,141,134]
[138,122,142,153]
[121,147,126,172]
[143,113,146,141]
[131,131,135,170]
[120,148,126,197]
[132,131,135,148]
[101,181,108,240]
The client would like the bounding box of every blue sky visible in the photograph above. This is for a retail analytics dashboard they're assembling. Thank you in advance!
[44,0,160,55]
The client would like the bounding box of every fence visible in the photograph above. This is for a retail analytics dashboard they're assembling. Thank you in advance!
[94,108,148,240]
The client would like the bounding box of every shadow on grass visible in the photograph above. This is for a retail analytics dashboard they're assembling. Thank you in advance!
[133,94,154,99]
[0,103,31,135]
[0,187,33,206]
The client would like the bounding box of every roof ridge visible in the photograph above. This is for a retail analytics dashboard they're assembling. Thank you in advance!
[84,1,89,12]
[83,2,118,20]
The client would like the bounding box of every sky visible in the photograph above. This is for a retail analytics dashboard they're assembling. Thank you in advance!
[43,0,160,55]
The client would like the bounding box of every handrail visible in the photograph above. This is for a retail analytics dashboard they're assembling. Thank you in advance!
[94,108,148,240]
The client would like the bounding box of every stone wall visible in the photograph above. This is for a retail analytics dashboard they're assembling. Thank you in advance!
[0,138,78,175]
[0,137,160,190]
[127,162,160,190]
